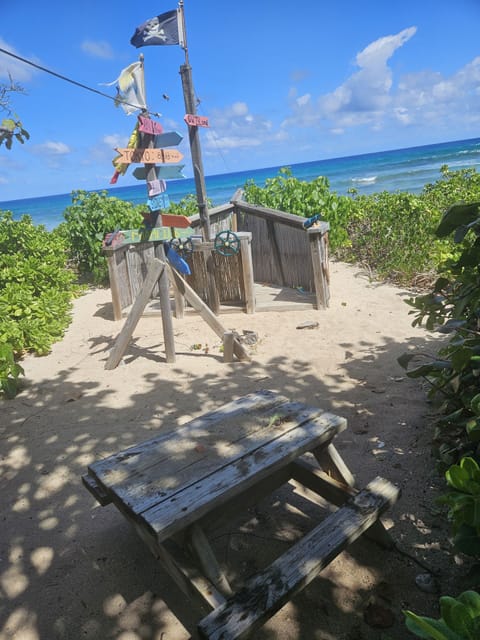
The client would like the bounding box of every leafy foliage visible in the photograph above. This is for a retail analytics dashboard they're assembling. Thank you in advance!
[437,458,480,557]
[243,168,354,251]
[404,590,480,639]
[0,211,80,397]
[61,190,143,283]
[0,79,29,149]
[399,203,480,467]
[0,117,29,149]
[243,165,480,286]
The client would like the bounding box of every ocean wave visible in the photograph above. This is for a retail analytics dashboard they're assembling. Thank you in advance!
[351,176,377,185]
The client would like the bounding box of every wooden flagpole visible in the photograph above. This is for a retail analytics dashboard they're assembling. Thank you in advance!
[178,0,211,241]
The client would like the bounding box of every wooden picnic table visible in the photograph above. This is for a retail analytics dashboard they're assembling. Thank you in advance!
[83,389,399,639]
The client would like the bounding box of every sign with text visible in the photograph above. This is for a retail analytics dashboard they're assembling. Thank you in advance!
[116,148,183,164]
[184,114,209,127]
[138,115,163,135]
[132,165,186,180]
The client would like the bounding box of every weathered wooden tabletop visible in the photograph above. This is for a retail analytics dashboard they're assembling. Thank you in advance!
[84,389,347,543]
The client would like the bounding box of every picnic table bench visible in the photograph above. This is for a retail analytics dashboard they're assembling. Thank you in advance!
[83,389,399,639]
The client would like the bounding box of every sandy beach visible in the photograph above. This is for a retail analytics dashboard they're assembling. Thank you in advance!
[1,260,472,640]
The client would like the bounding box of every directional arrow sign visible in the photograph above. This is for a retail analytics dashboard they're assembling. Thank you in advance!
[133,165,186,180]
[138,115,163,135]
[116,148,183,164]
[184,114,209,127]
[155,131,183,148]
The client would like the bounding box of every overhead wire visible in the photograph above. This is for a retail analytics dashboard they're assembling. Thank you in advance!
[0,46,161,117]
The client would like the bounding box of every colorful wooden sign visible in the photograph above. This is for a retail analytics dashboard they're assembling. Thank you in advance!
[156,131,183,147]
[147,193,170,211]
[114,227,173,245]
[132,165,186,180]
[116,148,184,164]
[161,214,192,228]
[138,115,163,135]
[184,114,209,127]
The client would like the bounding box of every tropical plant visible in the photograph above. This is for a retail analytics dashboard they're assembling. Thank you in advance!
[404,590,480,639]
[0,78,29,149]
[399,202,480,466]
[437,457,480,558]
[61,190,143,283]
[0,210,80,397]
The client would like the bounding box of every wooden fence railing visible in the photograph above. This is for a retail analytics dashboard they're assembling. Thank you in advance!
[105,194,330,318]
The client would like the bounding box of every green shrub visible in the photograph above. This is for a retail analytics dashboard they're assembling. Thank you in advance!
[404,590,480,639]
[243,168,353,251]
[0,211,80,396]
[61,190,143,283]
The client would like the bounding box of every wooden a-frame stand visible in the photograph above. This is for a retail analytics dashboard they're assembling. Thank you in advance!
[104,257,251,370]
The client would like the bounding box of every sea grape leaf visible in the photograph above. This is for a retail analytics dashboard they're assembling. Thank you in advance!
[436,202,480,239]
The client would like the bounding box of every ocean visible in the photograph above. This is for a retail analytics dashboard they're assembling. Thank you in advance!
[1,137,480,231]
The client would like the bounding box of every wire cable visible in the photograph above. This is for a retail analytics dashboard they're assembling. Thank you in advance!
[0,46,161,117]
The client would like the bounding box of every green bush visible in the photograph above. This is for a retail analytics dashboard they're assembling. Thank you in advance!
[404,590,480,639]
[243,168,353,251]
[61,190,143,283]
[0,211,80,396]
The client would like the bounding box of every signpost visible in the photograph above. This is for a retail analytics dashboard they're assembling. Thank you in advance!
[132,165,186,180]
[155,131,183,148]
[184,114,209,128]
[138,115,163,135]
[116,147,183,164]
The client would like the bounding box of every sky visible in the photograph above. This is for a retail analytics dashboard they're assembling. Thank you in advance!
[1,0,480,201]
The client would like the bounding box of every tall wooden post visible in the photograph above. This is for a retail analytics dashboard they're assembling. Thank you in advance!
[178,2,211,241]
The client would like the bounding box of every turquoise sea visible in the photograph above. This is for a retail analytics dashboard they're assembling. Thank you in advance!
[1,137,480,230]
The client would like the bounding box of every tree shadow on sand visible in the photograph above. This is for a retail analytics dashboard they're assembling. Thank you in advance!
[0,314,466,640]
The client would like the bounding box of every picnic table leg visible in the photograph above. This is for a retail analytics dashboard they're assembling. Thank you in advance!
[312,442,355,487]
[311,442,395,549]
[186,523,233,597]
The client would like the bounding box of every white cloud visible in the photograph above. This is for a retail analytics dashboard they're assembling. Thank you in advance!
[206,102,275,152]
[0,38,35,82]
[103,133,127,148]
[81,40,114,60]
[32,141,71,155]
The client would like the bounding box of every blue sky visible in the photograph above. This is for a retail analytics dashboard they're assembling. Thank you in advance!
[1,0,480,201]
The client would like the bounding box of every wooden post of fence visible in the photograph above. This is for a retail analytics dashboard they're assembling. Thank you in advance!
[105,258,168,369]
[239,233,255,314]
[308,223,330,310]
[106,250,123,321]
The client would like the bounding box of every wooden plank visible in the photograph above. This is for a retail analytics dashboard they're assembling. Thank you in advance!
[89,400,332,519]
[266,219,287,286]
[81,474,111,506]
[156,244,176,364]
[116,147,184,164]
[106,252,123,321]
[233,201,330,233]
[290,459,395,548]
[223,331,234,363]
[187,524,233,597]
[197,477,399,640]
[309,231,330,310]
[239,234,255,314]
[167,265,250,361]
[313,442,355,487]
[141,410,347,542]
[105,259,165,370]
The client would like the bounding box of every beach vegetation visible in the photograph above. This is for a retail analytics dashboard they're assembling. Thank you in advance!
[0,78,29,150]
[399,202,480,574]
[60,190,143,283]
[0,210,80,397]
[404,590,480,639]
[243,165,480,287]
